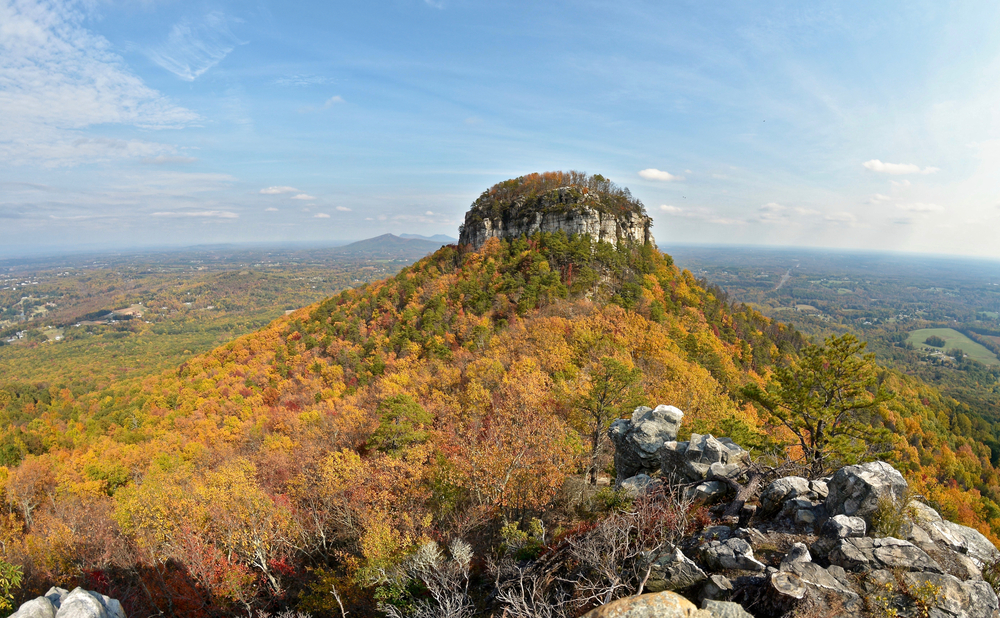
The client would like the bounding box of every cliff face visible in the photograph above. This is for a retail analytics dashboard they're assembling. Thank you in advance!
[458,184,656,250]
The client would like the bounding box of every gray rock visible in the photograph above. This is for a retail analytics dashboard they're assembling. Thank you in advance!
[699,525,733,542]
[687,480,730,504]
[609,405,683,482]
[9,597,57,618]
[779,542,812,570]
[828,537,942,573]
[825,461,908,526]
[701,538,766,572]
[783,561,864,616]
[644,547,707,592]
[54,588,108,618]
[795,509,816,525]
[902,572,1000,618]
[910,500,944,524]
[922,519,1000,567]
[809,480,829,499]
[822,514,867,539]
[760,476,811,513]
[700,599,752,618]
[620,473,655,497]
[699,574,733,603]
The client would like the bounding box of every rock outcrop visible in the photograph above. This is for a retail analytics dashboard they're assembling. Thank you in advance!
[588,404,1000,618]
[458,174,655,250]
[609,405,684,482]
[10,587,126,618]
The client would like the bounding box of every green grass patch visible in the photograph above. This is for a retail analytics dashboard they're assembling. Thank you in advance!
[906,328,1000,366]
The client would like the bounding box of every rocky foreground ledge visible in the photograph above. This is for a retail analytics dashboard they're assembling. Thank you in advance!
[598,405,1000,618]
[9,586,126,618]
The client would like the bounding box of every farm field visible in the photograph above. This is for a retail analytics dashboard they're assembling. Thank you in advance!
[907,327,1000,365]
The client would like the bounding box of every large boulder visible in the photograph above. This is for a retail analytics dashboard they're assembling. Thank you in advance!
[827,536,942,573]
[9,588,126,618]
[821,514,866,539]
[659,434,748,486]
[580,590,710,618]
[901,572,999,618]
[825,461,907,526]
[609,405,684,482]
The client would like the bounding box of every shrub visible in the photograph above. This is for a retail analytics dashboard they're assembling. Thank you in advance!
[924,335,946,348]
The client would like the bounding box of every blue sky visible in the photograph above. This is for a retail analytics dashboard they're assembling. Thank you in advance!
[2,0,1000,258]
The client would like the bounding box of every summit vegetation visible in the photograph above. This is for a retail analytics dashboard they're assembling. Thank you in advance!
[0,183,997,616]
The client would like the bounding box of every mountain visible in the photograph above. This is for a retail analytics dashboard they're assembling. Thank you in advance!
[398,233,457,243]
[0,172,997,617]
[332,233,447,258]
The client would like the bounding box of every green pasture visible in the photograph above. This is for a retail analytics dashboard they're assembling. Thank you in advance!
[906,328,1000,366]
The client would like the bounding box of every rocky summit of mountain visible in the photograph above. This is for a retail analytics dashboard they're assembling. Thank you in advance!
[458,171,655,250]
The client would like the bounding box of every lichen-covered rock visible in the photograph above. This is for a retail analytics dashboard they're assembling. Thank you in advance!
[828,537,942,573]
[902,572,1000,618]
[822,514,867,539]
[644,547,707,592]
[921,518,1000,567]
[609,405,683,482]
[824,461,907,526]
[580,590,709,618]
[701,538,766,572]
[700,599,752,618]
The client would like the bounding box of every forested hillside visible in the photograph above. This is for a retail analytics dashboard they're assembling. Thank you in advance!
[0,184,999,616]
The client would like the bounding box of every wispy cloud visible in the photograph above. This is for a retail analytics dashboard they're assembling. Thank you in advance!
[897,202,945,212]
[260,186,298,194]
[274,74,333,87]
[659,204,683,213]
[324,95,345,107]
[868,193,892,204]
[148,11,244,81]
[639,168,684,182]
[142,155,197,165]
[0,0,197,165]
[151,210,238,218]
[265,207,279,212]
[314,213,330,218]
[825,212,857,223]
[291,193,316,200]
[863,160,940,175]
[336,206,352,212]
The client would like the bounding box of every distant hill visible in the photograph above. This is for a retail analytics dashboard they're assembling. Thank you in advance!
[332,233,447,258]
[399,233,457,243]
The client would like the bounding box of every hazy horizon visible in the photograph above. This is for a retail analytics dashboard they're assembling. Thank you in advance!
[4,1,1000,258]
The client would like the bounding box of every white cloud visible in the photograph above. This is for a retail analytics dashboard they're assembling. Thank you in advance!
[639,168,684,182]
[660,204,683,213]
[863,160,940,175]
[264,207,278,212]
[760,202,784,212]
[336,206,351,212]
[825,212,857,223]
[868,193,892,204]
[897,202,945,212]
[141,155,197,165]
[260,186,298,194]
[151,210,238,218]
[324,95,345,107]
[891,180,912,189]
[0,0,198,165]
[314,213,330,218]
[147,11,243,81]
[291,193,316,200]
[425,210,434,215]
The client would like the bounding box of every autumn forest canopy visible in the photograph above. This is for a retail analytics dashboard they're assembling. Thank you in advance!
[0,174,999,616]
